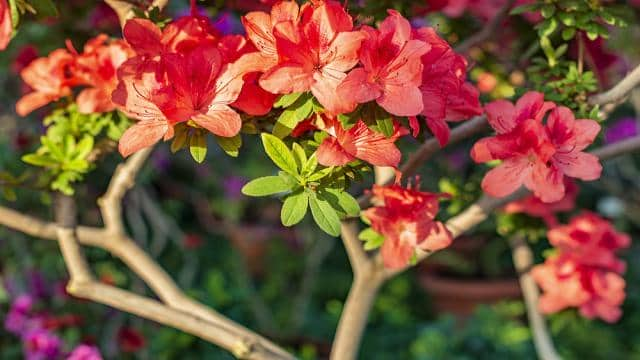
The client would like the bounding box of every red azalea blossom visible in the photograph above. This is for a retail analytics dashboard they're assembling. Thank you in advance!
[316,115,408,168]
[503,179,578,227]
[471,91,602,203]
[411,27,482,145]
[532,213,630,323]
[0,0,11,50]
[70,35,134,114]
[363,182,452,269]
[16,49,78,116]
[337,10,430,116]
[113,9,255,157]
[256,0,366,114]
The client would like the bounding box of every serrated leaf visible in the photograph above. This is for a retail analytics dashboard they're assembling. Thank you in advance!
[309,194,341,236]
[281,190,309,226]
[261,133,298,175]
[241,176,291,197]
[274,92,304,108]
[189,131,207,163]
[215,134,242,157]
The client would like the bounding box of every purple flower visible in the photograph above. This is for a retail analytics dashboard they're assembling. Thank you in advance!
[151,150,171,173]
[4,294,33,335]
[68,344,103,360]
[22,328,62,360]
[212,11,244,35]
[222,175,247,200]
[605,117,638,144]
[28,270,49,299]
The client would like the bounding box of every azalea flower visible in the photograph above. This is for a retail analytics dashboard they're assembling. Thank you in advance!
[503,179,578,227]
[68,344,103,360]
[412,26,482,145]
[532,254,626,323]
[16,49,78,116]
[363,182,451,269]
[70,35,133,114]
[337,10,430,116]
[471,92,601,203]
[241,0,301,71]
[532,213,629,323]
[0,0,11,50]
[547,212,630,273]
[316,115,408,168]
[113,44,246,157]
[257,0,366,114]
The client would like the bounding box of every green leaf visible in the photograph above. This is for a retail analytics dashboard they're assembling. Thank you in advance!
[309,194,341,236]
[291,142,308,170]
[261,133,298,175]
[301,153,318,176]
[359,228,385,250]
[74,136,94,160]
[171,126,188,153]
[324,188,360,218]
[22,154,55,167]
[241,176,291,197]
[30,0,59,18]
[509,4,538,15]
[281,190,309,226]
[215,134,242,157]
[273,94,314,138]
[561,27,576,41]
[189,131,207,163]
[307,167,333,182]
[8,0,19,28]
[274,92,304,108]
[374,107,394,137]
[537,18,557,38]
[540,4,555,19]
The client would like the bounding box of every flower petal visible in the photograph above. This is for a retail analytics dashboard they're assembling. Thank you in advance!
[317,136,356,166]
[485,99,516,134]
[193,104,242,137]
[481,157,529,198]
[553,152,602,181]
[118,120,168,157]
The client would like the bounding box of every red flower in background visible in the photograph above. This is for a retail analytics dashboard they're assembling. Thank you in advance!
[117,327,145,352]
[363,182,451,269]
[337,10,430,116]
[70,35,133,114]
[257,0,365,114]
[412,27,482,145]
[16,49,78,116]
[316,116,408,168]
[532,213,630,323]
[471,92,601,203]
[504,179,578,227]
[1,0,12,50]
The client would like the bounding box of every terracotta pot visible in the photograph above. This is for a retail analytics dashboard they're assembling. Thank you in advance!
[418,272,522,317]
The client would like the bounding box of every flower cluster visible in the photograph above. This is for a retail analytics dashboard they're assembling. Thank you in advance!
[16,35,132,117]
[532,213,630,322]
[363,181,451,269]
[504,179,578,227]
[4,294,102,359]
[472,91,602,203]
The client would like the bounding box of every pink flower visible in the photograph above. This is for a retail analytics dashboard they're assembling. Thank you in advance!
[257,0,366,114]
[70,35,134,114]
[337,10,430,116]
[532,213,630,323]
[412,27,482,145]
[362,182,451,269]
[16,49,78,116]
[471,92,601,203]
[68,345,103,360]
[316,115,408,168]
[503,179,578,227]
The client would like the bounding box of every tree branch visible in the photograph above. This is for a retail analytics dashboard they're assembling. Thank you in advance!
[454,0,518,53]
[589,63,640,106]
[510,236,561,360]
